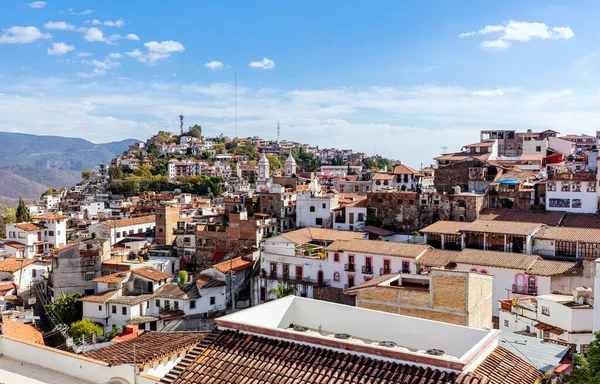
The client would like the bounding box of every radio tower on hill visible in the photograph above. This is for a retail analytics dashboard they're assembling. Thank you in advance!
[277,121,280,143]
[179,112,184,135]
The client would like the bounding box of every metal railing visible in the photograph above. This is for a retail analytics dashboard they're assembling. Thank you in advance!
[512,284,537,296]
[380,267,392,275]
[362,266,374,274]
[344,263,355,272]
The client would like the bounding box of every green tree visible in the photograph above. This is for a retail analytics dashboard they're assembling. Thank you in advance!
[177,270,189,283]
[81,170,93,181]
[105,325,121,340]
[566,330,600,383]
[214,143,226,154]
[201,151,212,160]
[16,197,31,223]
[268,283,297,299]
[362,157,378,170]
[186,124,202,138]
[147,142,161,158]
[377,157,394,172]
[45,292,83,326]
[41,188,55,197]
[3,207,16,224]
[133,164,153,178]
[69,319,103,339]
[108,166,124,180]
[266,154,281,171]
[331,155,344,166]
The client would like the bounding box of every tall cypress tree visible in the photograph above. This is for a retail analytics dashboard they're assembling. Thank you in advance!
[15,197,30,223]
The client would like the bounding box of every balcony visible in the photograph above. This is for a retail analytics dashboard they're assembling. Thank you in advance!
[260,272,330,286]
[362,266,374,275]
[344,263,356,272]
[380,267,392,275]
[512,284,537,296]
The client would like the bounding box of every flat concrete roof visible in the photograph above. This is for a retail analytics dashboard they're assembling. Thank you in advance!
[0,356,93,384]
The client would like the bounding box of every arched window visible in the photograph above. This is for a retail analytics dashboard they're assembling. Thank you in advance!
[479,269,488,274]
[333,272,340,282]
[333,252,340,262]
[310,206,315,212]
[470,268,478,273]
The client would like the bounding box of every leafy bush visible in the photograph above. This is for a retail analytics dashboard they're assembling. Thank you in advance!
[69,319,103,339]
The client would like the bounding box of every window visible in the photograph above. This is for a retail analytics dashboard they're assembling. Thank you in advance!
[543,330,550,338]
[18,232,26,239]
[210,296,216,305]
[116,232,121,238]
[561,182,571,192]
[84,273,94,281]
[402,260,410,274]
[111,305,116,314]
[333,252,340,262]
[48,230,55,236]
[315,218,323,226]
[174,301,179,310]
[504,320,509,327]
[146,301,150,309]
[98,305,102,311]
[32,269,37,278]
[588,182,596,192]
[547,181,556,192]
[309,206,315,212]
[470,268,478,273]
[165,300,170,310]
[581,344,590,355]
[190,300,196,309]
[295,265,303,279]
[333,272,340,282]
[322,203,326,209]
[458,200,466,208]
[572,199,582,208]
[8,231,15,238]
[535,146,541,152]
[541,306,550,316]
[480,269,488,274]
[155,299,160,307]
[122,307,127,315]
[260,286,267,302]
[573,182,581,192]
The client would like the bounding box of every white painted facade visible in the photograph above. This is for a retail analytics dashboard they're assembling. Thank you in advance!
[333,205,367,231]
[0,261,48,294]
[296,192,339,229]
[546,180,597,213]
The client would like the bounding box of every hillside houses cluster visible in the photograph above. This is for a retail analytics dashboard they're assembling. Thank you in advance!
[3,126,600,382]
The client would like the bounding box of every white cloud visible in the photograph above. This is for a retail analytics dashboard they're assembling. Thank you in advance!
[47,42,75,56]
[77,68,106,78]
[204,61,224,70]
[481,39,510,50]
[27,1,46,8]
[248,57,275,69]
[69,8,94,16]
[125,33,139,41]
[44,21,75,31]
[77,58,120,77]
[465,21,574,50]
[89,59,120,70]
[107,34,122,44]
[108,53,123,59]
[103,19,125,28]
[83,27,104,42]
[77,52,92,57]
[88,19,102,25]
[458,31,476,38]
[0,26,51,44]
[472,88,504,97]
[126,40,185,64]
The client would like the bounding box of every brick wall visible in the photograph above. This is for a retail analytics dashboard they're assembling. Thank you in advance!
[432,274,467,310]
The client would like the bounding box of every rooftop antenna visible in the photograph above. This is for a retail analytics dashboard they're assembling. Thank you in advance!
[277,121,280,143]
[179,111,184,135]
[234,72,238,138]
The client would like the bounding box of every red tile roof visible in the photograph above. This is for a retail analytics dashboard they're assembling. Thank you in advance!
[212,256,253,273]
[195,275,226,289]
[14,223,46,231]
[2,241,25,250]
[469,346,541,384]
[0,258,37,273]
[392,163,420,175]
[78,290,119,303]
[1,317,44,345]
[93,271,130,284]
[132,267,169,282]
[100,215,156,229]
[84,331,207,366]
[36,213,69,220]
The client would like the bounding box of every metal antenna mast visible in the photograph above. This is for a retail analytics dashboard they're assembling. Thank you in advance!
[277,121,280,143]
[235,72,238,138]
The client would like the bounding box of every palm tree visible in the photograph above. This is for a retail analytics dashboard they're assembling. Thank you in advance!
[268,283,297,299]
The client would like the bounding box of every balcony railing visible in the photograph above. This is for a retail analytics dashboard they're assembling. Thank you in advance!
[260,272,330,286]
[380,267,392,275]
[362,266,374,275]
[344,263,355,272]
[512,284,537,296]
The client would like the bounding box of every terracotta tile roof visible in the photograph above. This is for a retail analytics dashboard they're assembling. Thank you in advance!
[560,213,600,228]
[132,267,170,281]
[159,310,185,320]
[372,173,395,180]
[346,198,368,208]
[1,317,44,345]
[478,209,565,226]
[526,259,583,276]
[392,163,420,175]
[36,213,69,220]
[464,220,543,236]
[452,249,539,271]
[196,275,226,289]
[326,239,430,258]
[419,221,472,235]
[360,225,396,237]
[2,241,25,249]
[83,331,207,367]
[469,346,541,384]
[417,249,461,267]
[463,141,495,148]
[14,223,46,231]
[434,152,491,162]
[519,153,544,161]
[155,282,200,300]
[212,256,253,273]
[534,322,566,335]
[100,215,156,229]
[345,274,398,292]
[78,289,119,303]
[279,228,366,245]
[50,242,80,254]
[534,227,600,244]
[161,330,466,384]
[0,258,37,273]
[92,271,130,284]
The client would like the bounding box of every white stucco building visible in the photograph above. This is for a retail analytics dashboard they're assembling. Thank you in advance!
[295,191,339,229]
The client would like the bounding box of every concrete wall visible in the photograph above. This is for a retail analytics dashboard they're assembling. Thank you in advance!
[546,181,597,213]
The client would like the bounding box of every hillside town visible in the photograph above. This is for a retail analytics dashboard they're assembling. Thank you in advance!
[3,123,600,383]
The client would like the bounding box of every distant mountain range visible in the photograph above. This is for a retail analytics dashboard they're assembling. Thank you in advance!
[0,132,139,206]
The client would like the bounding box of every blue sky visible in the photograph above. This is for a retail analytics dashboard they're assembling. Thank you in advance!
[0,0,599,167]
